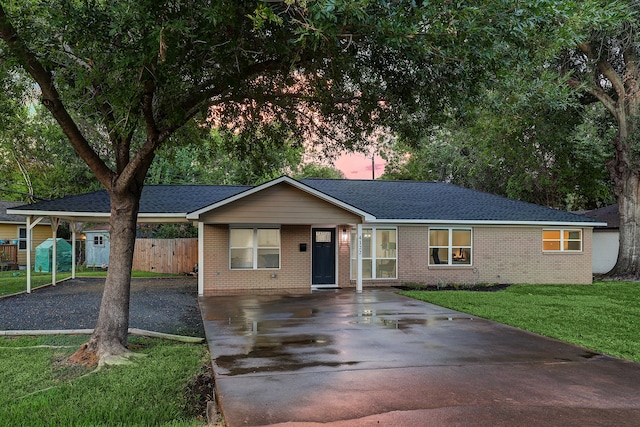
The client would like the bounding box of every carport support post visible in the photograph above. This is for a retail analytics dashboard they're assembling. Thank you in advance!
[26,216,32,293]
[26,216,45,293]
[356,224,363,293]
[50,217,60,286]
[70,221,83,279]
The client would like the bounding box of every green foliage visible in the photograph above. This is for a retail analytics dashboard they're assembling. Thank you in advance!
[137,223,198,239]
[0,336,209,426]
[0,101,101,202]
[294,162,345,179]
[401,281,640,363]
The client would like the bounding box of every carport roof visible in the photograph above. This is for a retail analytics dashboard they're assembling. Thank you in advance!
[7,185,250,222]
[1,200,50,224]
[7,177,604,226]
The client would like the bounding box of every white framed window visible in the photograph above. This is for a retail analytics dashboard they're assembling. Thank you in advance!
[93,235,104,246]
[18,227,27,251]
[429,228,472,266]
[542,229,582,252]
[230,227,280,269]
[350,227,397,279]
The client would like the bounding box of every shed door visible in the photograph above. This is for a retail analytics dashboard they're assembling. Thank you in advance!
[312,228,336,285]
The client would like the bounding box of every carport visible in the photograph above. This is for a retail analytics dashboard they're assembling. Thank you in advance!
[7,190,196,293]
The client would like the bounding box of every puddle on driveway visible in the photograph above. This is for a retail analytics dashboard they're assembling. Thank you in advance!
[347,310,474,330]
[214,333,360,376]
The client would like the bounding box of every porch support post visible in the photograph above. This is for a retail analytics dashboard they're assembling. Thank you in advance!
[356,223,363,293]
[50,217,60,286]
[197,221,204,296]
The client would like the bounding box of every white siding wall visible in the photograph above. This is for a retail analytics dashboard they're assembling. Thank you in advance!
[592,230,619,274]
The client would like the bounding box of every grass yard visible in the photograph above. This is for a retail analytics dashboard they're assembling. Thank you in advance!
[400,281,640,363]
[0,270,178,297]
[0,335,212,426]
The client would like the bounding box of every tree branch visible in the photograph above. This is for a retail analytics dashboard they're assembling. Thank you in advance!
[0,6,114,188]
[578,42,626,104]
[568,77,617,118]
[623,47,639,119]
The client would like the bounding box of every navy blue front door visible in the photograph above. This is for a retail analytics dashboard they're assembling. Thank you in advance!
[312,228,336,285]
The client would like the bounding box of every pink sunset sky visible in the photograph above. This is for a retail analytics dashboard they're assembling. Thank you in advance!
[333,152,386,180]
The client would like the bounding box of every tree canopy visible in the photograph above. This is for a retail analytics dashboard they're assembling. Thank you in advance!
[5,0,636,365]
[1,0,504,364]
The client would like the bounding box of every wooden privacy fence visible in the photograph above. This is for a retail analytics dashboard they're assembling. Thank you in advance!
[132,238,198,274]
[0,244,19,270]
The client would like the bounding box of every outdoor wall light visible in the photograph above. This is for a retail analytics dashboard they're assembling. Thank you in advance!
[341,228,349,243]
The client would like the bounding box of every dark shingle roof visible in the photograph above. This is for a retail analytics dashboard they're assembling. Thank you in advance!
[9,185,250,215]
[300,179,599,223]
[577,204,619,229]
[8,179,600,225]
[0,201,26,223]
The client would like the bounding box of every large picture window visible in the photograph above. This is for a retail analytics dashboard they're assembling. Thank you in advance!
[230,228,280,269]
[350,227,397,279]
[429,228,472,266]
[542,229,582,252]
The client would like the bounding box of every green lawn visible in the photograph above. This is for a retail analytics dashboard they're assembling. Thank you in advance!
[0,335,211,426]
[400,281,640,363]
[0,270,179,297]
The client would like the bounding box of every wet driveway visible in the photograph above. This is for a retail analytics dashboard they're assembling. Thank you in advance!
[199,289,640,426]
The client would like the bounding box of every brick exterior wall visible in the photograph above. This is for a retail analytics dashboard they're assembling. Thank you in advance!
[203,224,312,295]
[203,223,594,294]
[392,225,593,286]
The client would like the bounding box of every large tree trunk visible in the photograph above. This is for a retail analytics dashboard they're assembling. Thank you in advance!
[71,183,142,364]
[607,132,640,279]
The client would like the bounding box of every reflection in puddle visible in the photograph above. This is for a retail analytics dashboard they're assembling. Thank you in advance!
[214,333,357,376]
[348,310,474,329]
[347,309,431,330]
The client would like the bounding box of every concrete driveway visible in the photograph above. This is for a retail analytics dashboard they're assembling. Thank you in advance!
[199,289,640,426]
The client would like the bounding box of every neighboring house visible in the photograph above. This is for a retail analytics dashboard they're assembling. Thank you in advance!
[84,225,110,268]
[0,200,51,267]
[8,177,605,295]
[578,204,619,275]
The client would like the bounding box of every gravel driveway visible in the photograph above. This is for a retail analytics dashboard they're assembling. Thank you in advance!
[0,277,204,337]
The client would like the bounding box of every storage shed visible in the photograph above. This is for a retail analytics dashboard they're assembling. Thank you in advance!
[84,226,110,268]
[35,238,72,273]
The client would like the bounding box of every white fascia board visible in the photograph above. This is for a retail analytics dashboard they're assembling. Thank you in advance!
[186,175,376,221]
[7,209,110,219]
[364,218,608,227]
[7,209,188,223]
[137,213,189,223]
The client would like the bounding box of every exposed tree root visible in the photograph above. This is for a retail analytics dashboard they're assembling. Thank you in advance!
[598,272,640,282]
[67,343,100,369]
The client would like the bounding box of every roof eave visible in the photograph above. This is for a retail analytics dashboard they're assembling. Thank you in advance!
[364,218,607,227]
[6,209,188,223]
